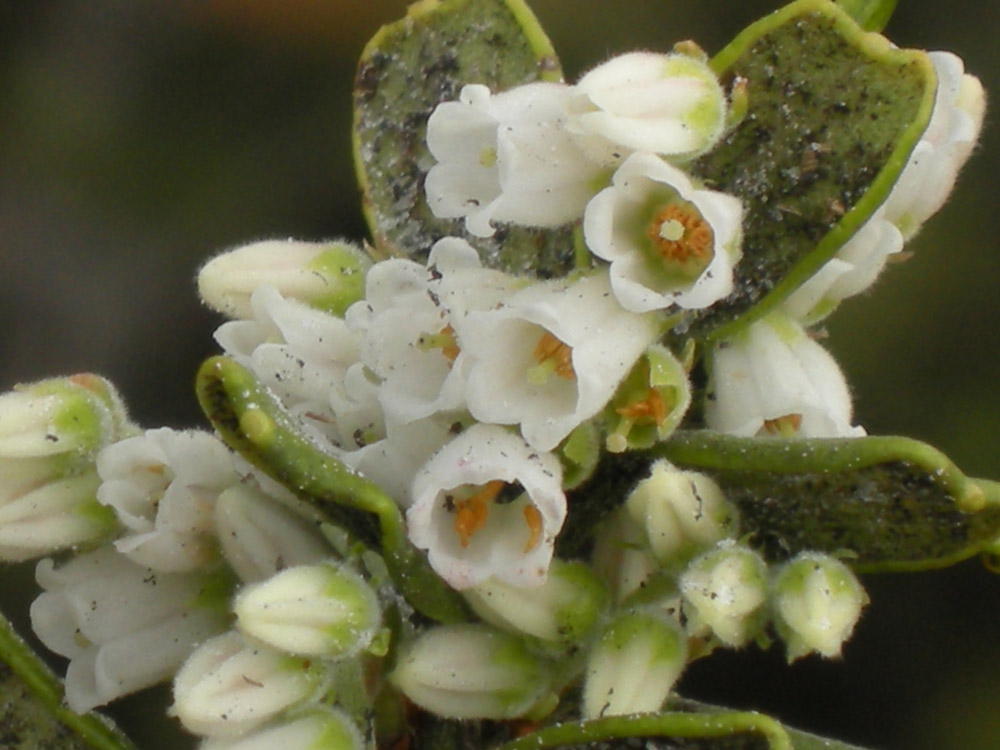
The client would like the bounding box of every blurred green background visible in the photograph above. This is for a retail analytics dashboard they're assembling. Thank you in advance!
[1,1,999,747]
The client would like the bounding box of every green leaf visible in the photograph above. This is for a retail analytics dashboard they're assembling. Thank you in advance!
[195,355,468,624]
[0,607,136,750]
[677,0,935,341]
[353,0,578,277]
[652,432,1000,571]
[834,0,899,31]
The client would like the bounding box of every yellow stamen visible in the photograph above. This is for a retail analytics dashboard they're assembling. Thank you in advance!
[646,203,714,278]
[527,331,575,385]
[417,324,460,365]
[523,505,543,552]
[453,480,504,548]
[761,413,803,436]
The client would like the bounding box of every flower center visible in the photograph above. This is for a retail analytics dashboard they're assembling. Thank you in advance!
[646,202,714,278]
[448,481,539,551]
[761,413,803,436]
[527,331,576,385]
[417,324,460,365]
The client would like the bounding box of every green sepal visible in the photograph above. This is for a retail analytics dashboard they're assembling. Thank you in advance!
[353,0,578,277]
[835,0,898,31]
[0,608,137,750]
[654,431,1000,571]
[676,0,935,341]
[195,355,467,624]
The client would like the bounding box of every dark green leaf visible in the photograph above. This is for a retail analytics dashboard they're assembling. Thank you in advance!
[677,0,935,341]
[353,0,578,276]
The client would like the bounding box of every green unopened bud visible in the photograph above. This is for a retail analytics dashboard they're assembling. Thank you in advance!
[234,563,381,659]
[462,560,608,645]
[200,707,364,750]
[772,552,868,662]
[606,345,691,453]
[625,460,738,569]
[198,239,371,319]
[391,624,551,720]
[582,609,687,719]
[679,542,768,648]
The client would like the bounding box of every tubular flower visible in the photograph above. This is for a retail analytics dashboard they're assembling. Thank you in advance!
[424,82,606,237]
[407,424,566,589]
[584,152,743,313]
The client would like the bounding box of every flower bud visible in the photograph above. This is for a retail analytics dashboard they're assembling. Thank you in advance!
[567,50,727,166]
[198,239,371,319]
[625,460,738,569]
[172,631,330,739]
[679,542,768,648]
[234,563,381,659]
[462,559,608,645]
[199,707,364,750]
[215,484,332,583]
[772,552,868,661]
[391,624,551,719]
[582,609,687,718]
[606,346,692,453]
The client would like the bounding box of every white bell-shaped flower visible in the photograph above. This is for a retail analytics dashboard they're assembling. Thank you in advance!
[883,51,985,239]
[30,546,229,713]
[567,50,727,166]
[407,424,566,589]
[457,272,660,451]
[584,152,743,313]
[425,82,606,237]
[705,312,865,438]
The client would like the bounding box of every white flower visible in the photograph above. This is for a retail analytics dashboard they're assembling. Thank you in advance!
[172,630,330,739]
[30,546,229,713]
[781,216,903,324]
[391,624,550,719]
[705,312,865,438]
[457,272,660,451]
[97,428,238,572]
[584,152,743,313]
[883,51,985,239]
[198,707,364,750]
[407,424,566,589]
[566,51,727,166]
[198,238,371,319]
[425,82,607,237]
[214,483,331,583]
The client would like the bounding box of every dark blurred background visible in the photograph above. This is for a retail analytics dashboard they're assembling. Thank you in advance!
[1,1,999,748]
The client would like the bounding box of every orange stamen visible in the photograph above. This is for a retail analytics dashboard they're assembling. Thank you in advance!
[523,505,543,552]
[532,331,576,380]
[762,413,803,436]
[646,203,714,277]
[453,481,504,547]
[616,387,671,426]
[417,324,460,366]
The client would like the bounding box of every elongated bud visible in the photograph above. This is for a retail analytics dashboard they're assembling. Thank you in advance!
[199,707,364,750]
[198,239,372,319]
[462,559,608,645]
[679,542,768,648]
[582,609,687,718]
[215,484,332,583]
[234,563,381,659]
[391,624,551,719]
[606,346,691,453]
[625,460,738,569]
[171,630,330,739]
[772,552,868,661]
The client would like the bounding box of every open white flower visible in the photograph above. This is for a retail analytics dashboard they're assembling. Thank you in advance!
[407,424,566,589]
[425,82,606,237]
[97,428,238,572]
[584,152,743,313]
[883,51,985,239]
[30,546,229,713]
[457,272,660,451]
[705,312,865,438]
[566,50,727,167]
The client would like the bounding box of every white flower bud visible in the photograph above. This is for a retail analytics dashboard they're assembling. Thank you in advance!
[679,542,768,648]
[625,460,738,569]
[567,51,727,166]
[391,624,551,719]
[234,563,381,659]
[462,559,607,645]
[172,631,330,739]
[198,239,371,319]
[215,484,331,583]
[591,507,659,602]
[582,609,687,718]
[583,152,743,313]
[772,552,868,661]
[198,707,364,750]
